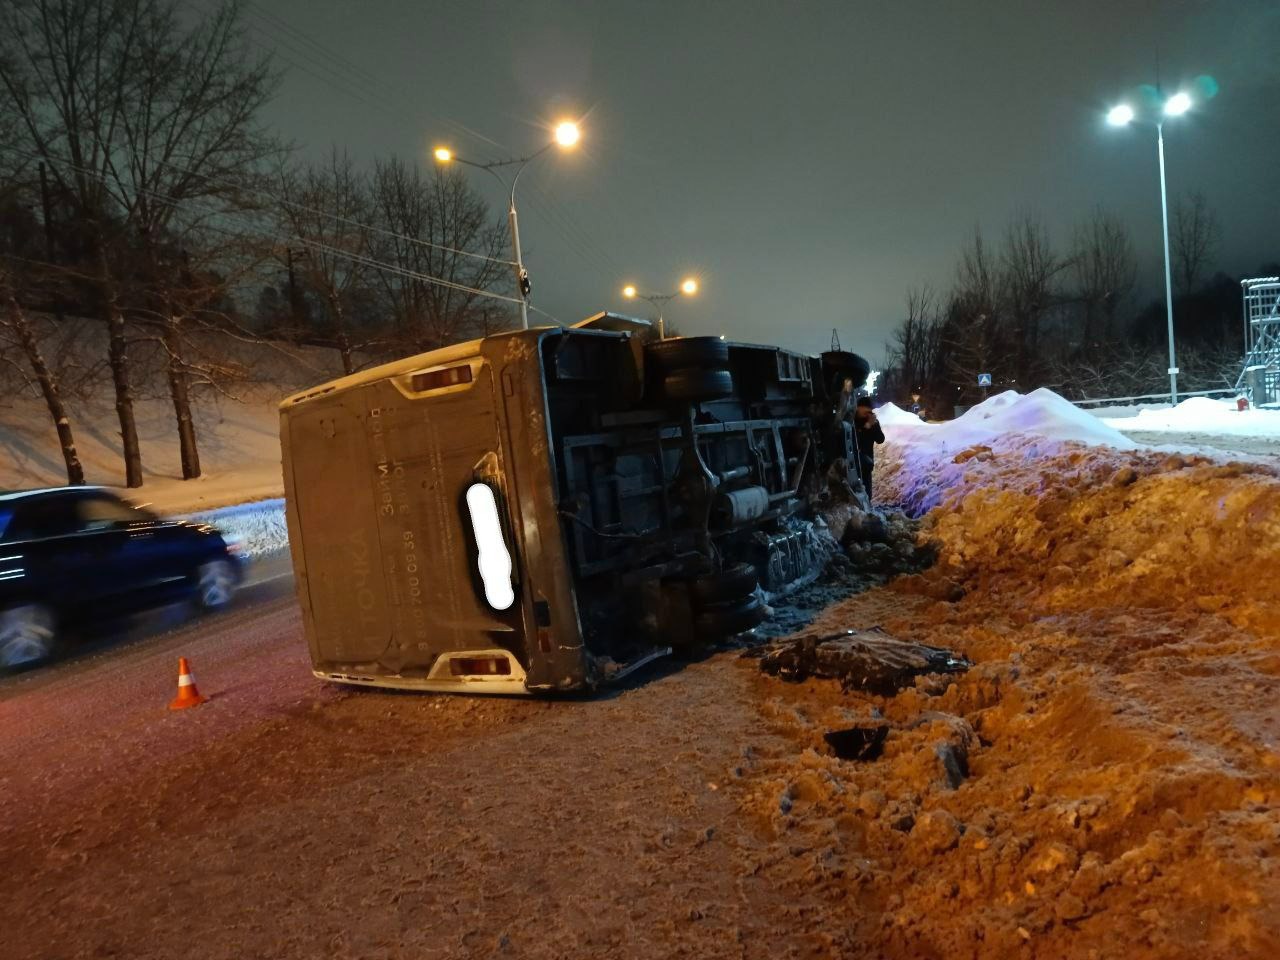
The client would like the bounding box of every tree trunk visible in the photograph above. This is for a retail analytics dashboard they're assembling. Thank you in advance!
[97,247,144,487]
[329,292,354,375]
[6,293,85,486]
[163,316,201,480]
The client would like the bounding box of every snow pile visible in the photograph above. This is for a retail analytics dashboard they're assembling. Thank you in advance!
[1103,395,1280,438]
[878,388,1138,514]
[875,402,923,426]
[184,498,289,559]
[749,406,1280,957]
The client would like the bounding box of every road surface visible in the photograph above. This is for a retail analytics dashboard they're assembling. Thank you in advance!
[1115,429,1280,459]
[0,552,829,960]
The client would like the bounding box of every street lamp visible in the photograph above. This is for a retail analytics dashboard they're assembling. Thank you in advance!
[1106,89,1197,404]
[433,120,582,330]
[621,277,700,339]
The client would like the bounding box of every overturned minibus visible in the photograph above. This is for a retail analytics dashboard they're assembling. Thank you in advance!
[280,313,870,694]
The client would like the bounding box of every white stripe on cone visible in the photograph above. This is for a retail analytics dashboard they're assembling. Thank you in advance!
[178,673,195,687]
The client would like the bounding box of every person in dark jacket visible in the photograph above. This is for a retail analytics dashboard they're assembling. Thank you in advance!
[853,395,885,501]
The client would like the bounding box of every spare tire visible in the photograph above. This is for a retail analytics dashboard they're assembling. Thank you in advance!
[645,336,729,373]
[821,350,872,394]
[689,563,759,605]
[694,595,770,637]
[662,368,733,403]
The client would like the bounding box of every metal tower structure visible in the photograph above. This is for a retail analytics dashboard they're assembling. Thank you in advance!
[1237,277,1280,406]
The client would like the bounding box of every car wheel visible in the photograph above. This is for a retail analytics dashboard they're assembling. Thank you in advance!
[0,605,57,668]
[694,595,770,637]
[644,336,729,373]
[196,560,237,611]
[689,563,759,605]
[662,368,734,404]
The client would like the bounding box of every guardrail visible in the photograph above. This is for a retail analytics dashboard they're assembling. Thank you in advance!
[1071,388,1239,408]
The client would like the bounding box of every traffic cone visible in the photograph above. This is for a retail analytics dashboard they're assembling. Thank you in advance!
[168,657,208,710]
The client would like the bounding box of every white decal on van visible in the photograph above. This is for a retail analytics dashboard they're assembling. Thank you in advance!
[465,483,515,611]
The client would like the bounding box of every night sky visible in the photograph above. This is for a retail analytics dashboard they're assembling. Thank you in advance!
[250,0,1280,362]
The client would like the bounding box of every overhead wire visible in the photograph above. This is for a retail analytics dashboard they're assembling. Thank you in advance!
[147,3,624,313]
[5,148,527,310]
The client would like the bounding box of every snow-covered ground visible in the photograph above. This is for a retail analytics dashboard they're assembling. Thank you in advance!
[185,498,289,558]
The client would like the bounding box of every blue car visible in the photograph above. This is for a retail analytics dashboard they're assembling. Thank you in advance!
[0,487,248,667]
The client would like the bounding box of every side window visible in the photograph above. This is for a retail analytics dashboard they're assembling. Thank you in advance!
[76,496,141,532]
[6,498,80,540]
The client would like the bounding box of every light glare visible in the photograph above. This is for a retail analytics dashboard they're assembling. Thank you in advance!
[433,147,452,162]
[554,121,581,148]
[680,278,698,295]
[1164,92,1192,116]
[622,284,637,298]
[1106,104,1134,127]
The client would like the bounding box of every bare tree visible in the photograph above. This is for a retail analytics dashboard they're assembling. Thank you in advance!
[369,158,510,353]
[103,0,277,479]
[0,269,85,485]
[1000,214,1063,381]
[0,0,163,486]
[944,227,1013,396]
[886,285,945,397]
[1171,191,1221,298]
[0,0,275,485]
[1069,208,1137,349]
[275,149,372,375]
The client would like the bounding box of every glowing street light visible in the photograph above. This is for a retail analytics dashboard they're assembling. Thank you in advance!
[1163,91,1192,116]
[554,121,581,148]
[433,117,584,330]
[620,278,700,339]
[1104,88,1198,404]
[1106,103,1135,127]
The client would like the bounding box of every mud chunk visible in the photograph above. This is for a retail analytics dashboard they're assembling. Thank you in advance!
[1111,466,1138,487]
[890,811,916,832]
[855,790,887,817]
[1069,853,1106,899]
[843,514,890,545]
[911,809,961,853]
[1055,894,1088,922]
[1030,841,1079,876]
[935,742,968,789]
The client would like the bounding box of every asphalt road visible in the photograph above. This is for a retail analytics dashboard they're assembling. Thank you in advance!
[0,549,297,702]
[0,543,805,960]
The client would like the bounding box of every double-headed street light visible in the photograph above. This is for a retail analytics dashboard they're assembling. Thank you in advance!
[621,278,699,339]
[1106,88,1197,404]
[434,120,582,330]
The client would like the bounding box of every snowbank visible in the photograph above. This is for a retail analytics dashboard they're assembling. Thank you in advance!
[184,498,288,559]
[878,388,1138,514]
[1103,395,1280,438]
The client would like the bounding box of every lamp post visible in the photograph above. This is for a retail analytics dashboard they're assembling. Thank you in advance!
[1107,90,1194,405]
[621,278,698,339]
[434,120,581,330]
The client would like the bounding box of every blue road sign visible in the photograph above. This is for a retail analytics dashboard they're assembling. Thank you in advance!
[977,373,993,387]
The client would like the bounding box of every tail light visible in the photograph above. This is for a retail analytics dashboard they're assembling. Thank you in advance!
[449,657,512,677]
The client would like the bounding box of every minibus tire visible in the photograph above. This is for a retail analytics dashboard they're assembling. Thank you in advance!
[694,596,769,636]
[662,368,733,403]
[690,563,758,605]
[645,336,729,373]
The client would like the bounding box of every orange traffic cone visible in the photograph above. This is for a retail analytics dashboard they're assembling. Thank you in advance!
[168,657,208,710]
